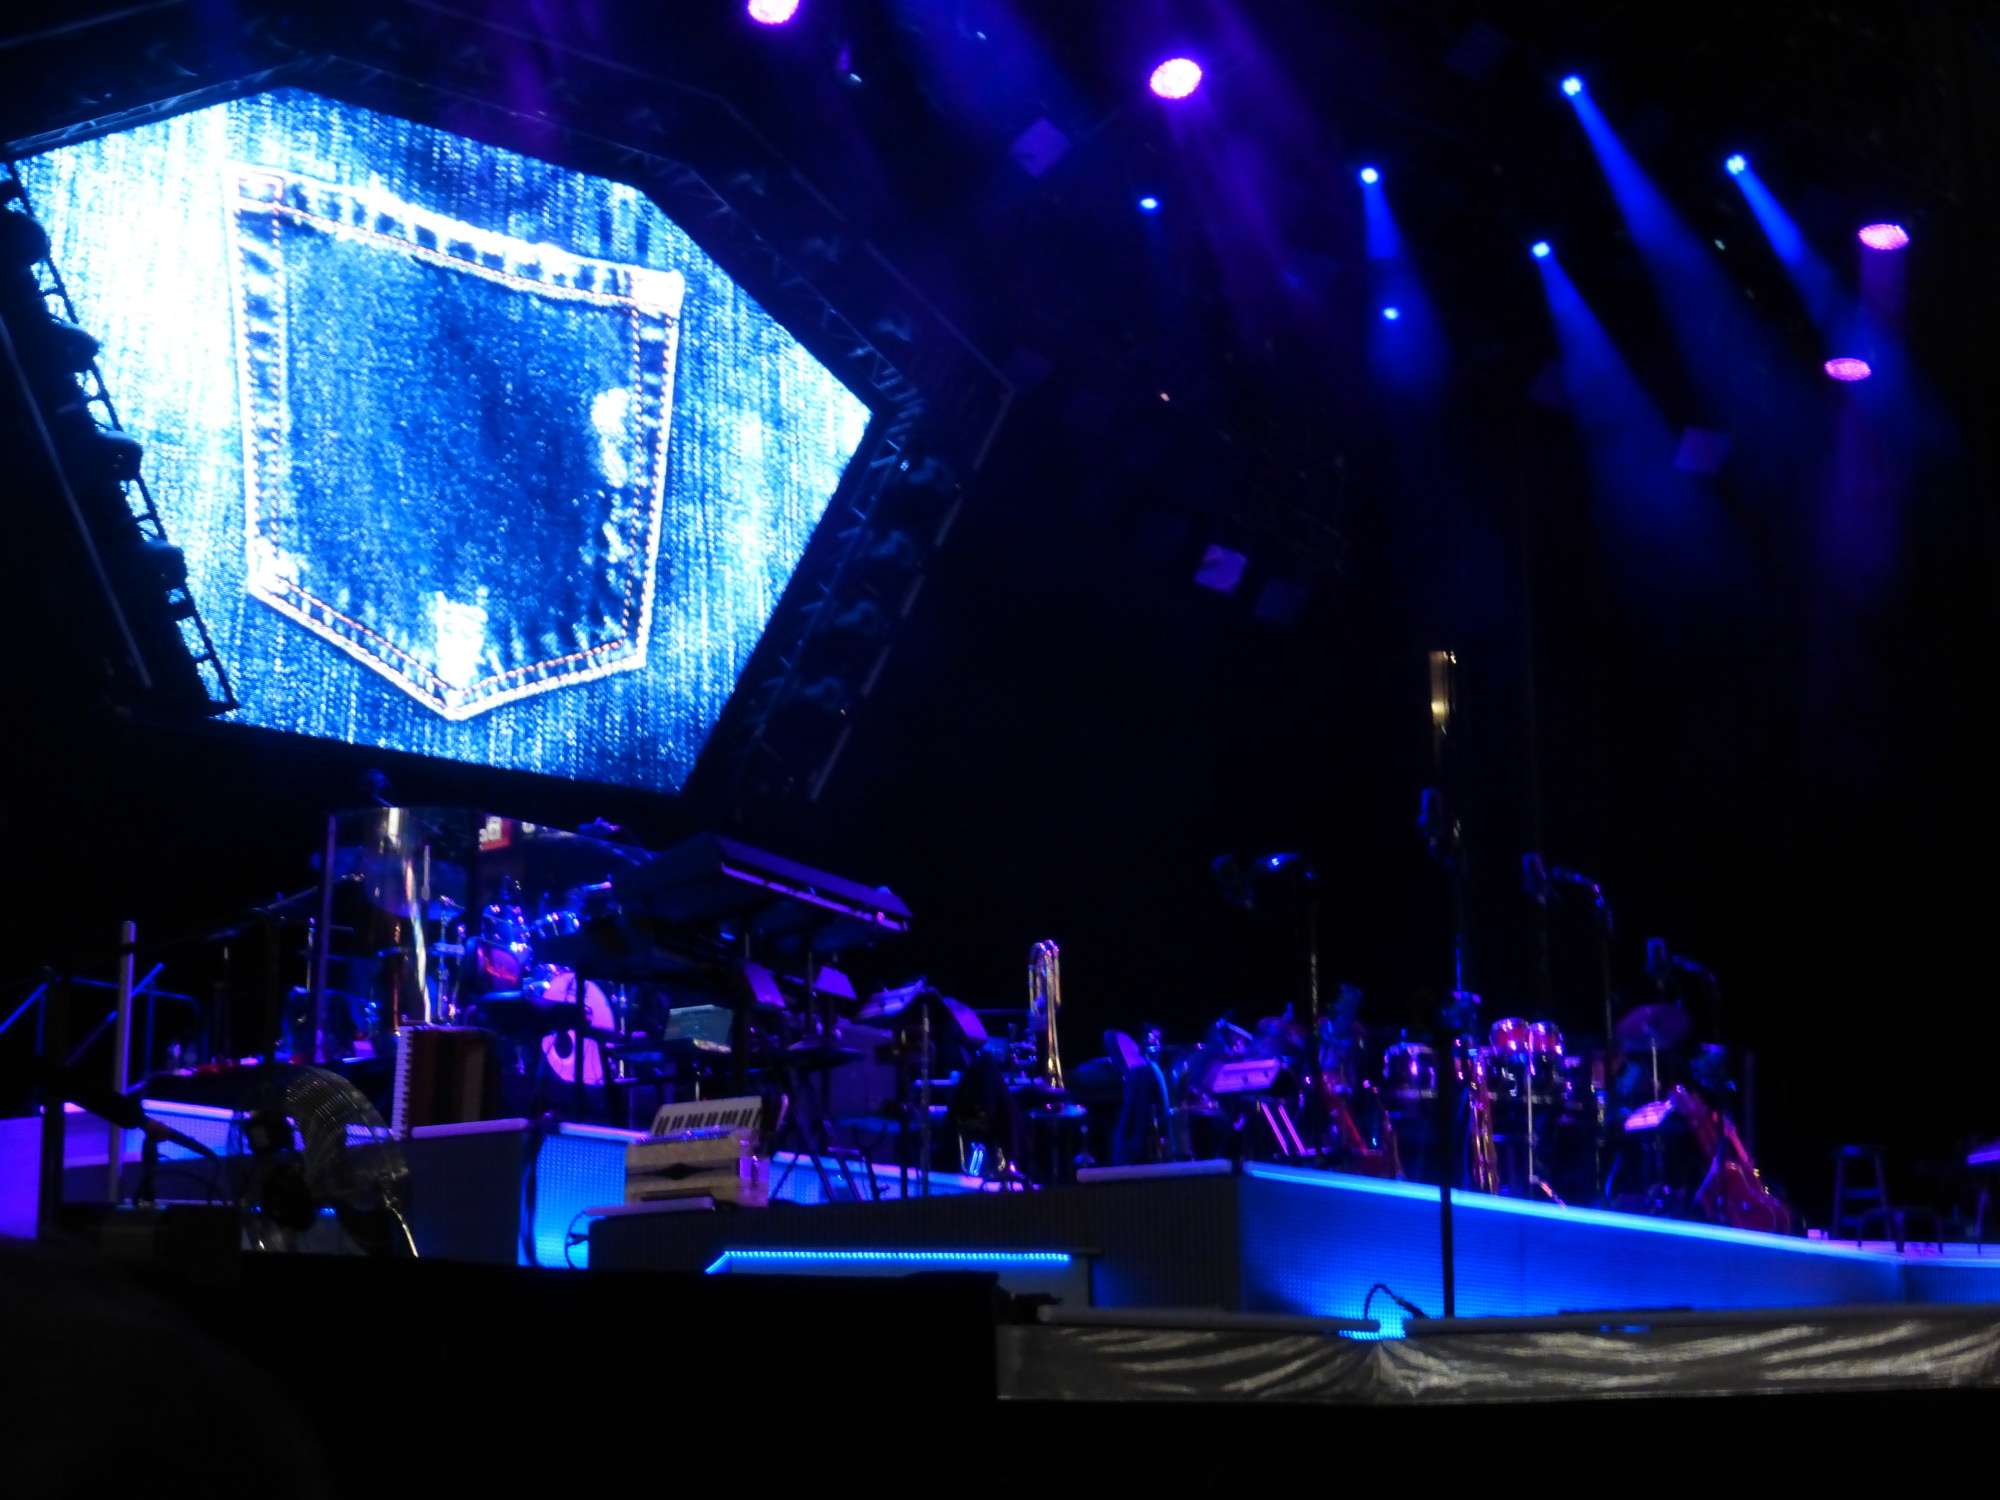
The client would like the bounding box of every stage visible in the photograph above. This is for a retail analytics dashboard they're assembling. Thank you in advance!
[16,1098,2000,1331]
[589,1158,2000,1336]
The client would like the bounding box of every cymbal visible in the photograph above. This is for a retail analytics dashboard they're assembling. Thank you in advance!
[1614,1003,1691,1051]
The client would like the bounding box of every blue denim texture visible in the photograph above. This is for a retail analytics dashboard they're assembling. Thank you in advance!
[21,89,871,791]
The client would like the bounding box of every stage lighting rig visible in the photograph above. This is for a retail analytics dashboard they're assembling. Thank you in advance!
[0,168,233,716]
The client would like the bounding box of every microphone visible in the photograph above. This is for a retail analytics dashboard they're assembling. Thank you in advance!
[1670,953,1717,983]
[1549,865,1606,911]
[1644,937,1669,982]
[1646,938,1715,984]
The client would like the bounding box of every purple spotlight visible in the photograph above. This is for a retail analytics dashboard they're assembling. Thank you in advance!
[1857,223,1910,252]
[747,0,800,22]
[1149,57,1203,100]
[1823,357,1873,382]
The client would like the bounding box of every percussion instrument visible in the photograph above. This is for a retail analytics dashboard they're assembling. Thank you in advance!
[1487,1018,1565,1107]
[1382,1040,1437,1103]
[534,968,617,1088]
[1614,1003,1691,1053]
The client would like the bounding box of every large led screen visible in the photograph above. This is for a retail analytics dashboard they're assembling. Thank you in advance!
[19,89,872,793]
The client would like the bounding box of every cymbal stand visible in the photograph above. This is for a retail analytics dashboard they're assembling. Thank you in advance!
[917,1002,934,1200]
[1639,1038,1665,1205]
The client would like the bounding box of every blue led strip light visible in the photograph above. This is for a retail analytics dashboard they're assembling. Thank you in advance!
[705,1249,1072,1275]
[1241,1162,1909,1262]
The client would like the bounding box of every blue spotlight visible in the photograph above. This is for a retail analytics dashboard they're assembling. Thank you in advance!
[1561,75,1584,97]
[1358,165,1380,186]
[1725,153,1748,176]
[1137,194,1160,212]
[1531,240,1553,260]
[1381,305,1401,321]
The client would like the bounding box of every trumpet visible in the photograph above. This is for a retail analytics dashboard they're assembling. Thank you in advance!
[1027,939,1064,1090]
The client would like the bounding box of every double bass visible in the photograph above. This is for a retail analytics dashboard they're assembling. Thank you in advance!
[1668,1084,1791,1233]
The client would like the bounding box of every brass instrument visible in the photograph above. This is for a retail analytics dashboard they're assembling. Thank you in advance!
[1027,939,1064,1090]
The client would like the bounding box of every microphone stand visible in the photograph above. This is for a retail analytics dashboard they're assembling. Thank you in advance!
[1423,649,1462,1318]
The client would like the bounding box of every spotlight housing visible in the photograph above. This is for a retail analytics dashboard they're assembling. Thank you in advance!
[1358,166,1380,186]
[1857,223,1909,251]
[1149,57,1203,100]
[1561,75,1584,97]
[1725,153,1748,176]
[1530,240,1553,260]
[1823,356,1872,382]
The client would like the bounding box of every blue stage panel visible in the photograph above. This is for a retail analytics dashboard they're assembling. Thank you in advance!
[1236,1171,1446,1337]
[1237,1164,1971,1332]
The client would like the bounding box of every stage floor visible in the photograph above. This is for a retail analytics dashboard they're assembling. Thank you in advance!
[592,1158,2000,1336]
[15,1103,2000,1341]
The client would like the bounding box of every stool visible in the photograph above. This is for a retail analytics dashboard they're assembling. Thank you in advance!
[1831,1144,1904,1246]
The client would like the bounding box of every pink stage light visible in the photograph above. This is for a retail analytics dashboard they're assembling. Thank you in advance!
[747,0,800,25]
[1857,223,1909,251]
[1823,357,1873,382]
[1149,57,1203,100]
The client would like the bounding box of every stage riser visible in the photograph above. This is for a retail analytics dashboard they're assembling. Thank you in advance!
[591,1165,2000,1334]
[594,1173,1244,1310]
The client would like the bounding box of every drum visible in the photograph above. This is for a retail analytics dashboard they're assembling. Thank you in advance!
[1488,1017,1562,1056]
[1487,1019,1564,1107]
[530,907,581,943]
[1382,1041,1437,1103]
[533,968,615,1087]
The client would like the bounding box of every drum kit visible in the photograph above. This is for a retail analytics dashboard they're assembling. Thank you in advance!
[278,812,744,1116]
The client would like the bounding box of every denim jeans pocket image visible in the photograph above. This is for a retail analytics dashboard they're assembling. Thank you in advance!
[24,88,872,791]
[227,165,685,720]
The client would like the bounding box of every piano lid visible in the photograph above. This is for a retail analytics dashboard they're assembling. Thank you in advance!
[611,833,911,953]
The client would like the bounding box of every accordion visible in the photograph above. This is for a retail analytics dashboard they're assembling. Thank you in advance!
[626,1097,768,1207]
[392,1025,501,1136]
